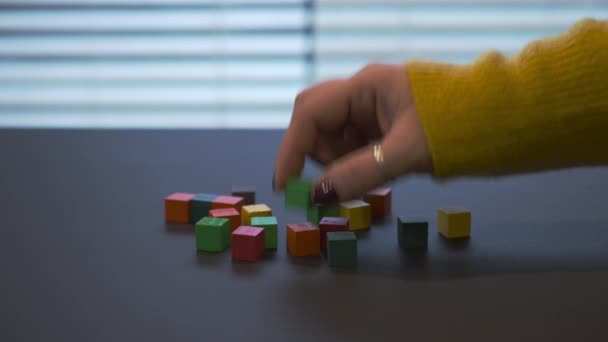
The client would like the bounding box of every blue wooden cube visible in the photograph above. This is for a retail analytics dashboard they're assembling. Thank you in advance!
[189,193,219,224]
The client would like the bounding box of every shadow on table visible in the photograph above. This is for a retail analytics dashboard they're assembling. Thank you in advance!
[194,250,229,269]
[354,229,373,240]
[286,254,323,268]
[437,236,470,251]
[371,215,393,227]
[163,222,194,235]
[193,221,608,282]
[194,249,275,277]
[230,262,265,277]
[355,221,608,281]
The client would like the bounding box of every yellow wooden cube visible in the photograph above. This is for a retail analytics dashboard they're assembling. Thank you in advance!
[438,207,471,238]
[339,200,371,231]
[241,204,272,225]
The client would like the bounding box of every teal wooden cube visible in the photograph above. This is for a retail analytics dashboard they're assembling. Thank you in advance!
[397,217,428,250]
[285,177,313,209]
[307,204,340,225]
[327,231,357,268]
[195,217,230,252]
[251,216,278,249]
[189,193,220,224]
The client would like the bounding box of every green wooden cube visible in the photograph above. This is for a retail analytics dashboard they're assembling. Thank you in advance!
[195,217,230,252]
[397,217,428,250]
[250,216,278,249]
[307,204,340,225]
[285,177,313,209]
[327,231,357,268]
[189,193,220,224]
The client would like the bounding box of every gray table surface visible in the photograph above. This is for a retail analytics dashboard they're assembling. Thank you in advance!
[1,129,608,342]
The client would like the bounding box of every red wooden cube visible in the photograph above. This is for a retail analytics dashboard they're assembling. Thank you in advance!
[231,226,265,262]
[319,217,349,251]
[164,192,196,223]
[364,188,392,218]
[209,208,241,232]
[212,195,244,212]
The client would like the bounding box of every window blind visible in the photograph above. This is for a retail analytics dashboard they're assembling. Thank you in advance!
[0,0,606,128]
[0,0,311,128]
[315,0,608,79]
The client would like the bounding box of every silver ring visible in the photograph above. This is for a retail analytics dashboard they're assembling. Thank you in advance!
[372,143,393,182]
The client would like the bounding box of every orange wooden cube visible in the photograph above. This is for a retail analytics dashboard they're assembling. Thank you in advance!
[212,195,244,212]
[209,208,241,232]
[364,188,392,218]
[164,192,196,223]
[287,223,320,257]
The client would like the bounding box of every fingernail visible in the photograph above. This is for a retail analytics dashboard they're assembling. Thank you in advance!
[311,180,339,204]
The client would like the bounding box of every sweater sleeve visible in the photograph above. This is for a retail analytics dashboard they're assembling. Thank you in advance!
[406,18,608,178]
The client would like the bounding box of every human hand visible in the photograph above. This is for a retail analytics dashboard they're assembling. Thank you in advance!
[273,63,434,204]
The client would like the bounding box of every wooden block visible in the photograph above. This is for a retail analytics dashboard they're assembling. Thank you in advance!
[286,223,320,256]
[397,217,428,250]
[209,208,240,232]
[438,207,471,238]
[285,177,313,209]
[231,226,265,262]
[339,200,371,231]
[251,216,278,249]
[212,195,244,212]
[241,204,272,225]
[327,231,357,268]
[231,185,256,205]
[195,217,230,252]
[164,192,196,223]
[319,217,349,251]
[189,193,220,224]
[364,187,392,218]
[306,204,340,225]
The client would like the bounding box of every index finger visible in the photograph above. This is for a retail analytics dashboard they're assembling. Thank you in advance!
[273,79,352,190]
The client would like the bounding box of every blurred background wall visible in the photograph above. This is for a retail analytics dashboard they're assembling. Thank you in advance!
[0,0,606,128]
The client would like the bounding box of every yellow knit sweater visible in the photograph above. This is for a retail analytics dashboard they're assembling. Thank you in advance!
[407,18,608,178]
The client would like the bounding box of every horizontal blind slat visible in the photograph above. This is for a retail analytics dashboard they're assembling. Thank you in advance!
[0,84,301,107]
[0,110,292,129]
[0,35,308,57]
[0,61,306,82]
[0,9,306,32]
[0,0,305,6]
[317,7,608,31]
[319,0,605,4]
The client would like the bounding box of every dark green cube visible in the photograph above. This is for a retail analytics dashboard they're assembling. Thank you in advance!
[285,177,313,209]
[307,204,340,225]
[251,216,278,249]
[189,193,219,224]
[327,231,357,268]
[195,217,230,252]
[397,217,428,250]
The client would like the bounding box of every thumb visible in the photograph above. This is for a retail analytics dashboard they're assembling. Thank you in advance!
[311,111,431,204]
